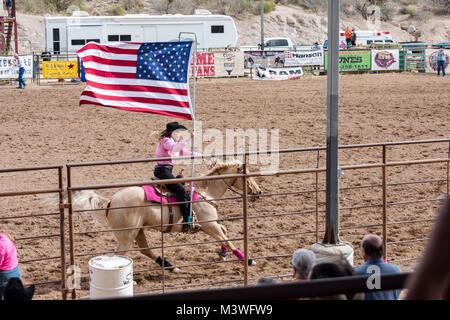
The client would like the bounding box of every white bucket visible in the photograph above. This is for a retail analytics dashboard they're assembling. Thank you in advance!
[89,255,133,299]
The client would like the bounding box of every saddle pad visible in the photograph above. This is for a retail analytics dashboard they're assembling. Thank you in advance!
[142,185,199,204]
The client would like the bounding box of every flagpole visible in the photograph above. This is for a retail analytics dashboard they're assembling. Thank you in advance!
[179,33,198,224]
[189,38,196,224]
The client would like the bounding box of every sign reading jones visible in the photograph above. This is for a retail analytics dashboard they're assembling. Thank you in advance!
[324,50,371,71]
[0,55,33,79]
[253,66,303,80]
[284,50,324,66]
[190,51,244,77]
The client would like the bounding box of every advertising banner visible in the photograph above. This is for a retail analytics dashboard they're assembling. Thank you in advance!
[324,50,371,71]
[425,49,449,73]
[371,49,400,71]
[43,61,78,78]
[190,51,245,77]
[0,55,33,79]
[244,51,285,68]
[284,50,324,67]
[253,66,303,80]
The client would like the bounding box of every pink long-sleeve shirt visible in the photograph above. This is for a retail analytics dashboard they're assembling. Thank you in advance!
[155,136,194,166]
[0,233,19,271]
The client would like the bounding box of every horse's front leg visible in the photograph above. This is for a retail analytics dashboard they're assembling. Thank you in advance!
[200,221,256,266]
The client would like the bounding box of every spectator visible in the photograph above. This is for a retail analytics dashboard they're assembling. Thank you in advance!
[406,198,450,300]
[5,0,12,17]
[13,53,26,89]
[0,230,22,292]
[436,49,446,77]
[291,249,316,281]
[310,259,364,300]
[2,277,34,301]
[351,29,357,46]
[345,26,352,48]
[355,234,401,300]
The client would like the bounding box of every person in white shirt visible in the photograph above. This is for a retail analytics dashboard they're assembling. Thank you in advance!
[13,54,26,89]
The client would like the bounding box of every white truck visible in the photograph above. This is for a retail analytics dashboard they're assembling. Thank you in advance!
[44,10,238,53]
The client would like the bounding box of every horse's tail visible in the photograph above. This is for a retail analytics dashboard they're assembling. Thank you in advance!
[71,190,111,227]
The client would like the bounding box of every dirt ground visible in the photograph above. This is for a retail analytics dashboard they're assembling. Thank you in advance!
[0,73,449,300]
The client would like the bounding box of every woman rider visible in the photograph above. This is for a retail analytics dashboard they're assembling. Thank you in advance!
[154,122,201,233]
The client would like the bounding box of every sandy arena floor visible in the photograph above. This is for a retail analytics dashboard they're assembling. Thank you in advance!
[0,73,449,299]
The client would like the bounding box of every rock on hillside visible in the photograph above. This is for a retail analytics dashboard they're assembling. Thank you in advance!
[13,4,450,53]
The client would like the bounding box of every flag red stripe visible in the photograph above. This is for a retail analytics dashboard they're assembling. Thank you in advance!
[77,43,139,55]
[81,90,190,108]
[82,55,137,67]
[84,67,137,79]
[79,100,192,120]
[86,80,188,96]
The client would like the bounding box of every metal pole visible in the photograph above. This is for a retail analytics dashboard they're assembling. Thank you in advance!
[316,150,320,243]
[323,0,340,245]
[382,146,388,261]
[160,190,165,293]
[243,155,249,286]
[189,39,197,222]
[66,166,76,299]
[260,0,264,51]
[58,167,67,300]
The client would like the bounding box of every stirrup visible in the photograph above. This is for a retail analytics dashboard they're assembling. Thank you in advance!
[182,216,201,234]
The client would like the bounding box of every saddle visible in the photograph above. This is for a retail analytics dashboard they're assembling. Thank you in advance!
[150,174,199,234]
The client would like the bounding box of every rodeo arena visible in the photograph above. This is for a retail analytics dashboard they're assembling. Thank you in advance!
[0,0,449,305]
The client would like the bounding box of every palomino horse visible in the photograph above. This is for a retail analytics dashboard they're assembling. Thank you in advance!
[72,160,262,273]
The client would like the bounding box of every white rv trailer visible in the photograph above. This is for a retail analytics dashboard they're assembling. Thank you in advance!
[44,10,238,53]
[339,30,394,45]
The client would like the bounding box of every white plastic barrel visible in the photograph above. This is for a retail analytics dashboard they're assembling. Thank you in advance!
[89,255,133,299]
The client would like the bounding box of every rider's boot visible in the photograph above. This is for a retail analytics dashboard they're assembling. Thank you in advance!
[182,215,201,233]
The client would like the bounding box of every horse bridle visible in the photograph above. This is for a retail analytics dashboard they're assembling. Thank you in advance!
[216,166,247,196]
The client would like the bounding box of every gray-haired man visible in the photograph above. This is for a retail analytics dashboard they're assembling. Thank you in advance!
[291,249,316,281]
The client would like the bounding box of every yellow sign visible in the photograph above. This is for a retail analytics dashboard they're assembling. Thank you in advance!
[43,61,78,78]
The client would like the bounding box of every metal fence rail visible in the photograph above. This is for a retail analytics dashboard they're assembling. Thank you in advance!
[122,273,412,300]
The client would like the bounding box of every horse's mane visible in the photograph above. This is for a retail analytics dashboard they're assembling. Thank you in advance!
[203,160,242,177]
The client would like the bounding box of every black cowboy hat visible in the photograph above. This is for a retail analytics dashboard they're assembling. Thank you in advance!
[2,278,35,301]
[160,122,188,135]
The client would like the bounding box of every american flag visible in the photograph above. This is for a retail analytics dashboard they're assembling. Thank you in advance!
[76,41,193,120]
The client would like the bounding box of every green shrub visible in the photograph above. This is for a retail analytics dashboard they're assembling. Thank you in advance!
[263,1,276,13]
[107,5,126,16]
[401,6,416,16]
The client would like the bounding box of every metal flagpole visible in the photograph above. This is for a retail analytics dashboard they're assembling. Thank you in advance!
[189,37,197,224]
[179,32,198,224]
[323,0,340,244]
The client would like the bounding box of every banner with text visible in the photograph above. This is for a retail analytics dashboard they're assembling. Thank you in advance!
[284,50,324,66]
[190,51,245,77]
[425,49,449,73]
[253,66,303,80]
[43,61,78,78]
[244,51,285,68]
[324,50,371,71]
[371,49,400,71]
[0,55,33,79]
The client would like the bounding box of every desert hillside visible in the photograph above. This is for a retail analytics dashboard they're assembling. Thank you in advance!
[12,0,450,53]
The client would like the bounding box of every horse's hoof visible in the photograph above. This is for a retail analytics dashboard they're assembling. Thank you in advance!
[170,267,180,273]
[219,251,228,261]
[248,258,256,266]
